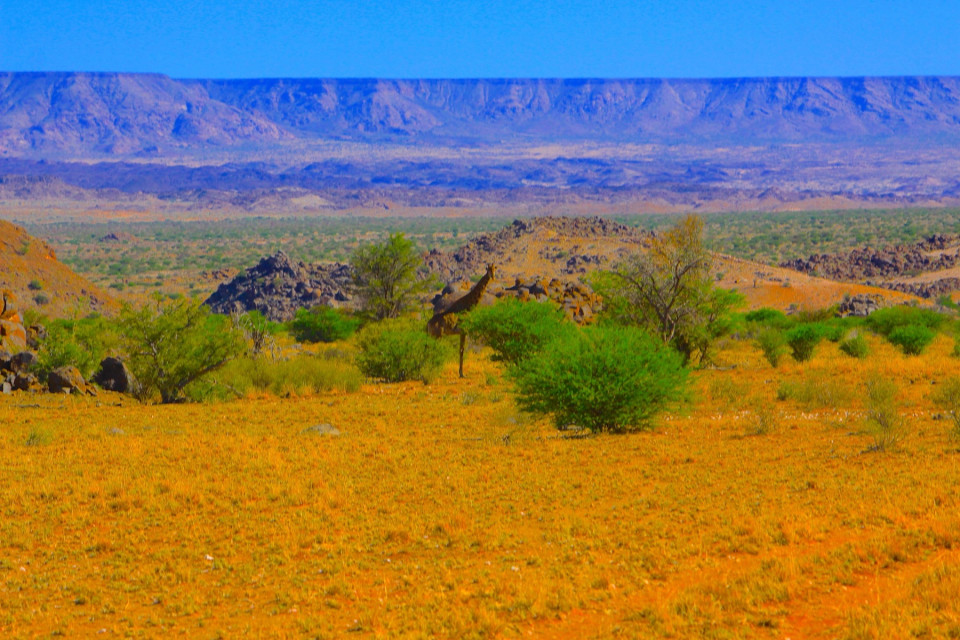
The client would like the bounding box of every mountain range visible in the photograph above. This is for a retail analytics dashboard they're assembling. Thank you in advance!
[3,73,960,157]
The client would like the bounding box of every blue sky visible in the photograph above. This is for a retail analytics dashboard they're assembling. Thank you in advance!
[1,0,957,78]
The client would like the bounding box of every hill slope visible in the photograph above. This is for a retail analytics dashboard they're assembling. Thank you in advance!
[0,220,115,317]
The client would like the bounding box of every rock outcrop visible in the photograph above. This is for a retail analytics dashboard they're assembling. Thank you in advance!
[204,251,353,322]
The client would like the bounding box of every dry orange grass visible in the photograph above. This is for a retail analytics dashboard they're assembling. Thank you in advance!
[2,335,960,638]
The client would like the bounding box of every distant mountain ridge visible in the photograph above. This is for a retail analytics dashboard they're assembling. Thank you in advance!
[2,73,960,156]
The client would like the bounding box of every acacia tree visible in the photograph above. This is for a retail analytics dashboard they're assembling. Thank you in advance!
[351,233,431,321]
[119,296,245,403]
[596,214,741,363]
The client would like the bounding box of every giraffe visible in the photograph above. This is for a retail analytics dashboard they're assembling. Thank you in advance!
[427,264,496,378]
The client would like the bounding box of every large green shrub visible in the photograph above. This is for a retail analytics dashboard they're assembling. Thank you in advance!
[118,297,245,403]
[460,298,573,365]
[509,325,687,433]
[355,318,450,383]
[289,306,360,343]
[786,324,823,362]
[351,233,433,321]
[865,306,946,336]
[887,324,936,355]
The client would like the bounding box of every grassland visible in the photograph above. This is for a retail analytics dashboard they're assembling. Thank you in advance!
[4,332,960,638]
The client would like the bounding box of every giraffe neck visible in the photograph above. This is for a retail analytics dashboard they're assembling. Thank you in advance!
[441,268,493,316]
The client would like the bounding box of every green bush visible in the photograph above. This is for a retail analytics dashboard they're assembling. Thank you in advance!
[865,306,946,336]
[744,307,790,327]
[755,327,788,368]
[887,324,936,355]
[786,324,823,362]
[460,298,573,365]
[839,334,870,359]
[37,316,114,378]
[119,297,245,403]
[508,325,687,433]
[355,318,450,383]
[289,306,360,343]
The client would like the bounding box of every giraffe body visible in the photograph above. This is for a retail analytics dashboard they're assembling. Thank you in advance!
[427,265,496,377]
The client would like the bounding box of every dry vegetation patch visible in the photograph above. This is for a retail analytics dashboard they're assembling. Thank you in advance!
[3,335,960,638]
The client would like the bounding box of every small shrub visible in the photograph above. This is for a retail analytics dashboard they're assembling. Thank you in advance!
[864,374,904,451]
[32,293,50,306]
[756,328,788,367]
[289,307,360,344]
[460,298,573,365]
[355,318,450,383]
[744,308,791,328]
[776,375,850,409]
[839,334,869,359]
[188,354,362,401]
[795,306,838,323]
[508,325,687,433]
[887,324,936,355]
[931,377,960,440]
[747,402,779,436]
[27,279,44,291]
[786,324,823,362]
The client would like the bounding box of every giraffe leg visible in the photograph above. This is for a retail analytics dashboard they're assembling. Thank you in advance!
[459,333,466,378]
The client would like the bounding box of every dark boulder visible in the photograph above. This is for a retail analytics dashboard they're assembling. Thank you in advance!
[93,357,136,393]
[9,351,38,374]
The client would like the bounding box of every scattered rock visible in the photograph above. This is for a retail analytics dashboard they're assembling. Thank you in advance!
[837,294,885,317]
[302,423,341,436]
[12,372,38,392]
[93,357,136,393]
[48,366,87,394]
[9,351,37,374]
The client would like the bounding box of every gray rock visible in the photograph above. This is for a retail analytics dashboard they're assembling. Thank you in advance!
[303,423,341,436]
[2,381,10,394]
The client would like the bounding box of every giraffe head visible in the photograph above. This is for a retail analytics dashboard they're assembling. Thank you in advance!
[485,264,496,280]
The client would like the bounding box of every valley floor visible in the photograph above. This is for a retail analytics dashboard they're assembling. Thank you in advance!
[2,336,960,638]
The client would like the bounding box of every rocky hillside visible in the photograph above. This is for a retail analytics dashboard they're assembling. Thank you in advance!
[3,73,960,156]
[782,234,960,298]
[0,220,115,317]
[205,216,912,324]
